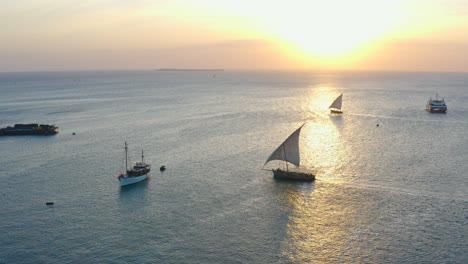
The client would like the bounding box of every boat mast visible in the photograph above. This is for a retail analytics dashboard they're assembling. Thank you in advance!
[282,143,289,171]
[141,150,144,163]
[125,142,128,171]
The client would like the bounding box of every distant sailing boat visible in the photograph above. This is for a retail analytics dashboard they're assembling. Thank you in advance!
[263,123,315,181]
[117,142,151,186]
[329,93,343,114]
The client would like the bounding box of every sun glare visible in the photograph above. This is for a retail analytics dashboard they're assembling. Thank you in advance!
[178,0,409,68]
[257,1,407,59]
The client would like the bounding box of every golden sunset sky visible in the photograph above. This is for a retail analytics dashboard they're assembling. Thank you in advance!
[1,0,467,72]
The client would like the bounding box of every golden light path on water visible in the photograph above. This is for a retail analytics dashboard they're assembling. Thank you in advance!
[278,184,361,263]
[300,86,353,180]
[279,87,363,263]
[267,79,466,262]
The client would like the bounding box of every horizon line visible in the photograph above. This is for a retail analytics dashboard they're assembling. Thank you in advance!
[1,68,467,74]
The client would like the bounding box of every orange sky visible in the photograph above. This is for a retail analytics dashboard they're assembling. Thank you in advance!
[1,0,467,72]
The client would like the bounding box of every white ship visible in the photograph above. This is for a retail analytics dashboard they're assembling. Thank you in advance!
[426,94,447,113]
[118,142,151,186]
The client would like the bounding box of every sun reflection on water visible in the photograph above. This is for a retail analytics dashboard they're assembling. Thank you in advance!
[299,87,353,180]
[278,183,361,263]
[302,86,342,118]
[276,87,363,262]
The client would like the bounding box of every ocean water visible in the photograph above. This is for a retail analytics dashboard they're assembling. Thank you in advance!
[0,70,467,263]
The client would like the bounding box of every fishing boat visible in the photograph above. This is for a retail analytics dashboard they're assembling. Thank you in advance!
[118,142,151,186]
[263,123,315,181]
[329,93,343,114]
[426,93,447,113]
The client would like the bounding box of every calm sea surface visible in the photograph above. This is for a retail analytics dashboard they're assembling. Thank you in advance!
[0,70,467,263]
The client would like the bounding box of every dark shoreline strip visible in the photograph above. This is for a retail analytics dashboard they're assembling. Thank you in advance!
[157,69,224,71]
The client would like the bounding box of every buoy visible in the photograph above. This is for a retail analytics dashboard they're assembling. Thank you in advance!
[46,202,54,205]
[160,165,166,171]
[376,124,379,127]
[72,132,76,135]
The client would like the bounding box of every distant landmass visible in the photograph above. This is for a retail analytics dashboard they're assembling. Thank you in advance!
[157,68,224,71]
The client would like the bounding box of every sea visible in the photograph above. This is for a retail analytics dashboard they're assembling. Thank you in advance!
[0,70,467,263]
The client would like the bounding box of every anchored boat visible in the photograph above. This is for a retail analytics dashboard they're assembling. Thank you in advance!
[426,94,447,113]
[0,124,58,136]
[118,142,151,186]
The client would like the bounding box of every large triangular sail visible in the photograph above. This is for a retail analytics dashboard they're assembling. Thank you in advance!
[264,124,304,168]
[329,93,343,110]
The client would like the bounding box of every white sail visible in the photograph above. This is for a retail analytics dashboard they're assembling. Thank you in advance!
[329,93,343,110]
[264,124,304,167]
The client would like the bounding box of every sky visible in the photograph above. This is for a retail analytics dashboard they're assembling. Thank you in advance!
[1,0,468,72]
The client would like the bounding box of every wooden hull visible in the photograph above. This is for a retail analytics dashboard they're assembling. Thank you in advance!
[330,109,343,114]
[272,169,315,181]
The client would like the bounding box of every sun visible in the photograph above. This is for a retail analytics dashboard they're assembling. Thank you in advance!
[259,0,406,59]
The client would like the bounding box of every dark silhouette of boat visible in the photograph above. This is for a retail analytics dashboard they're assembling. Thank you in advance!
[263,123,315,181]
[0,124,59,136]
[329,93,343,114]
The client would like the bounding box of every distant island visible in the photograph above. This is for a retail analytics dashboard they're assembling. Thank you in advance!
[157,69,224,71]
